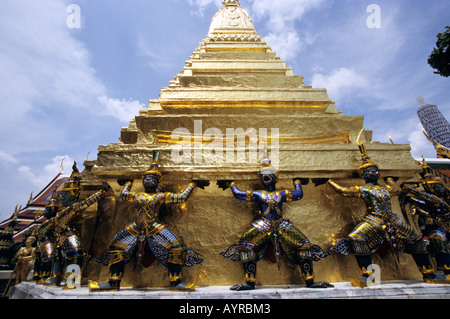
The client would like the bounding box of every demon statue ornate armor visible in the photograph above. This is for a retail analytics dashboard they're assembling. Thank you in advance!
[33,188,59,283]
[219,154,332,290]
[401,160,450,275]
[89,152,209,292]
[37,162,110,289]
[328,143,450,287]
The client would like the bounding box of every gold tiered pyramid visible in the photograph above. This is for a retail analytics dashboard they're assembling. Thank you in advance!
[82,0,422,287]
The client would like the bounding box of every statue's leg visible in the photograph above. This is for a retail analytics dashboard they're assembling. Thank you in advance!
[341,220,384,287]
[428,234,450,275]
[395,219,450,283]
[436,253,450,275]
[108,260,125,289]
[32,253,42,281]
[43,257,62,286]
[89,260,125,292]
[90,226,137,292]
[412,253,435,278]
[168,246,192,290]
[44,245,63,287]
[230,224,267,291]
[299,258,315,287]
[36,242,54,285]
[61,235,84,289]
[297,258,332,288]
[230,260,257,291]
[89,259,126,292]
[412,253,450,283]
[351,254,374,288]
[36,260,52,284]
[145,224,194,291]
[280,222,333,288]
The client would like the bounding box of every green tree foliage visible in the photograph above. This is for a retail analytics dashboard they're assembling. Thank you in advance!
[428,26,450,77]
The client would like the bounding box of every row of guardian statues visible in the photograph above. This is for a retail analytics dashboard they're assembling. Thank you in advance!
[15,144,450,292]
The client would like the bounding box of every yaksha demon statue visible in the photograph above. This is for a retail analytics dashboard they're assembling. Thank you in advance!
[401,160,450,275]
[219,154,332,290]
[89,152,209,292]
[328,143,450,287]
[38,162,111,289]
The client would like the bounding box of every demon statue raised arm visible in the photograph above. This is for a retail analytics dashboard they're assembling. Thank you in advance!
[89,151,209,292]
[328,142,450,287]
[38,162,111,289]
[219,154,332,290]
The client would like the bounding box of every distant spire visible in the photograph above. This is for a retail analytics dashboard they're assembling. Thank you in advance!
[417,96,424,105]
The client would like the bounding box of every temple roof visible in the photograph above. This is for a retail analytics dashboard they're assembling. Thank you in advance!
[0,174,68,243]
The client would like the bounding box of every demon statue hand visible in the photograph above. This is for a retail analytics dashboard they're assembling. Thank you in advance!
[328,142,450,287]
[38,162,111,289]
[219,155,332,290]
[89,151,208,292]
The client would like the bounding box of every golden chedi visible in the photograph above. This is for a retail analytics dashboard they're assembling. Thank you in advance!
[79,0,422,288]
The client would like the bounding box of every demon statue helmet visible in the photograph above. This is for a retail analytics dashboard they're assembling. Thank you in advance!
[60,161,81,206]
[419,158,450,198]
[142,151,163,191]
[43,188,59,219]
[357,142,380,183]
[259,151,279,187]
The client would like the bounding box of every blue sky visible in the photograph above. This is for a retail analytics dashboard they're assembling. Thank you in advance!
[1,0,449,221]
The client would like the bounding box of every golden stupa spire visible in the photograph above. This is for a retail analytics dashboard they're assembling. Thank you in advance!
[222,0,240,5]
[209,0,255,36]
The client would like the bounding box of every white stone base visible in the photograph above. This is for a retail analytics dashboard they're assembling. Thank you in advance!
[9,280,450,299]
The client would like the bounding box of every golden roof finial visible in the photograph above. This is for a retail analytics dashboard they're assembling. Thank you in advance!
[59,157,66,174]
[389,135,395,144]
[417,96,424,104]
[27,192,33,204]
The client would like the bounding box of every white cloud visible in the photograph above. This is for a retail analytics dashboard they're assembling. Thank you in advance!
[263,31,302,61]
[408,122,437,159]
[98,96,145,123]
[0,0,109,154]
[311,67,370,102]
[247,0,325,61]
[0,0,105,111]
[0,151,18,165]
[0,0,146,220]
[186,0,222,16]
[0,0,148,152]
[250,0,325,32]
[18,155,73,189]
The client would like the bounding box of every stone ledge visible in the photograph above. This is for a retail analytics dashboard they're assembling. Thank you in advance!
[9,280,450,299]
